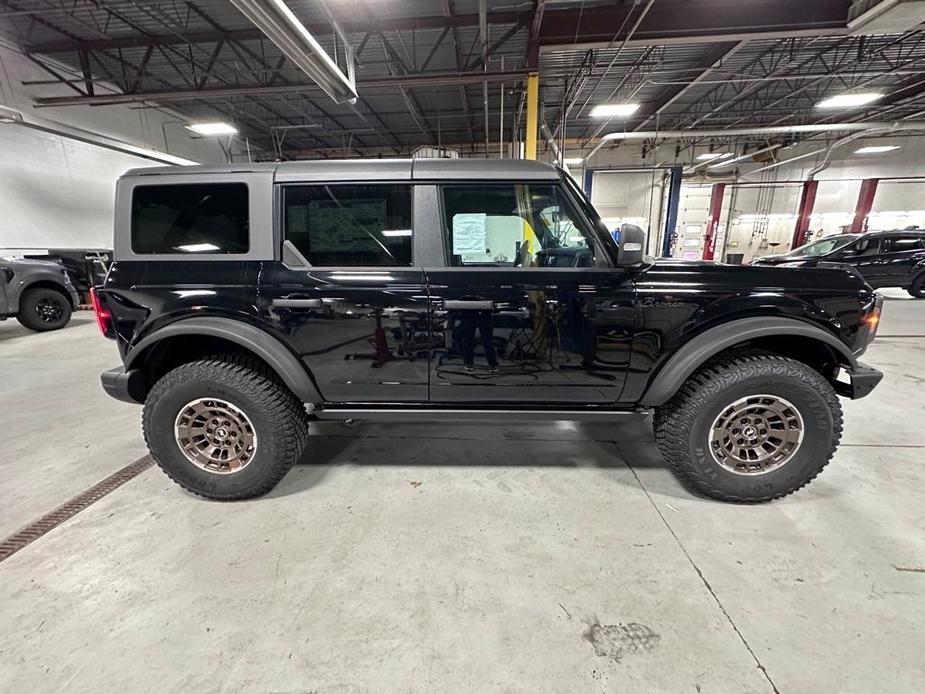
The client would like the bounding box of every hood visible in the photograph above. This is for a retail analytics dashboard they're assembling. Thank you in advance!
[1,256,65,269]
[647,257,869,291]
[750,253,810,265]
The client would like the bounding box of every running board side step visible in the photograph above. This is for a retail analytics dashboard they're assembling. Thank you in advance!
[312,407,651,422]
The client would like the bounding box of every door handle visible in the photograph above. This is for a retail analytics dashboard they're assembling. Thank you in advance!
[273,298,322,309]
[443,300,494,310]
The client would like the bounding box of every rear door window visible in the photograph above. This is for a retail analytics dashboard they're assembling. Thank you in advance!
[131,183,249,254]
[283,184,413,266]
[889,236,925,252]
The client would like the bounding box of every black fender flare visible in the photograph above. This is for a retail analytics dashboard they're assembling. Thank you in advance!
[125,316,322,403]
[639,316,857,407]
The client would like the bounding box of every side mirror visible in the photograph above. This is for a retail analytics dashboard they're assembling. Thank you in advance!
[617,223,646,265]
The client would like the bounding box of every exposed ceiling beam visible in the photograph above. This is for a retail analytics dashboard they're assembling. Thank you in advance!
[32,70,531,107]
[23,12,525,54]
[632,41,744,131]
[22,0,852,58]
[534,0,852,50]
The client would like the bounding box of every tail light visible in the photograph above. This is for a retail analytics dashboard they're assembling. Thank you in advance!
[90,287,115,339]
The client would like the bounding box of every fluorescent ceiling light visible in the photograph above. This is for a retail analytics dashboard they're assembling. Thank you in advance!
[229,0,358,104]
[696,152,732,161]
[175,243,220,253]
[589,103,640,118]
[186,122,238,136]
[381,229,412,237]
[563,157,585,165]
[854,145,901,154]
[816,92,882,108]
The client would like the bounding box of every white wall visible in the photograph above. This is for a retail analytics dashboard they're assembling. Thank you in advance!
[0,40,225,251]
[566,134,925,260]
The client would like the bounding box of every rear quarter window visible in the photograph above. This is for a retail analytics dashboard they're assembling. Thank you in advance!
[131,183,249,254]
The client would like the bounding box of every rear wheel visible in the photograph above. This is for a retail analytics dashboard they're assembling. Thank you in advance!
[908,272,925,298]
[654,354,842,502]
[142,356,309,500]
[16,287,72,331]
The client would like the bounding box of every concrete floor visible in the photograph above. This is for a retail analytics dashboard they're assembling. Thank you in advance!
[1,291,923,693]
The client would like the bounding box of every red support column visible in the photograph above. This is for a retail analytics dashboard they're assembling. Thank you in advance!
[702,183,726,260]
[850,178,879,234]
[792,179,818,250]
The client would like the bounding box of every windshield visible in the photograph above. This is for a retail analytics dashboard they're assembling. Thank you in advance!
[791,235,857,257]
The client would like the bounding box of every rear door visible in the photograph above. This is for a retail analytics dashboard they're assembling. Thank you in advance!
[878,235,925,286]
[422,180,635,405]
[260,181,430,403]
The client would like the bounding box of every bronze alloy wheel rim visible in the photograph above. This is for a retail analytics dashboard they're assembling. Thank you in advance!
[174,398,257,474]
[709,394,804,475]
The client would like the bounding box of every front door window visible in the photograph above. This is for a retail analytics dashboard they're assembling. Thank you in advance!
[441,183,598,269]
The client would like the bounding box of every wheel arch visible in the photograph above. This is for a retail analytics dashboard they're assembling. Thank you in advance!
[640,317,857,407]
[125,317,322,404]
[20,280,76,308]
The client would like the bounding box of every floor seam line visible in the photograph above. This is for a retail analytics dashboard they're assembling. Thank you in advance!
[0,455,154,564]
[619,450,782,694]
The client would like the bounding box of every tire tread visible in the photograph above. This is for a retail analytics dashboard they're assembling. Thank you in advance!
[653,353,843,503]
[142,354,309,500]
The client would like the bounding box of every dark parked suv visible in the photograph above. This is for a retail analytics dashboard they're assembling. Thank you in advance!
[752,230,925,297]
[94,160,884,503]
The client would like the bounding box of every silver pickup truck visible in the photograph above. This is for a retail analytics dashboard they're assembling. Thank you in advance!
[0,257,79,331]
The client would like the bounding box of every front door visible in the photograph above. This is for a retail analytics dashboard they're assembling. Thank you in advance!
[425,181,635,404]
[839,236,887,286]
[261,182,430,403]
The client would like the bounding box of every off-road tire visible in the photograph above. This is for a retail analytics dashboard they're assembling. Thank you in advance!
[908,272,925,298]
[142,355,309,500]
[653,354,842,503]
[16,287,72,331]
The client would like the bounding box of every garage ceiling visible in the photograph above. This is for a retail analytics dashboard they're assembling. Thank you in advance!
[3,0,925,159]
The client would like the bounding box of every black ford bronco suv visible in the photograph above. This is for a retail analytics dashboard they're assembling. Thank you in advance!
[94,159,884,503]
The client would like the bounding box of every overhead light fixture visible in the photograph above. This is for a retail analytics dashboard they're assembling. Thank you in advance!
[229,0,358,104]
[186,122,238,136]
[0,104,24,123]
[696,152,732,161]
[816,92,882,109]
[589,103,640,118]
[381,229,412,237]
[854,145,901,154]
[563,157,585,165]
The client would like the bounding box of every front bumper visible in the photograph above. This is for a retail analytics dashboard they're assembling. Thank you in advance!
[834,361,883,400]
[100,366,146,404]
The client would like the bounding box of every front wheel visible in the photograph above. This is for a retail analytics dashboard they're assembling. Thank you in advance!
[16,287,72,331]
[653,354,842,502]
[142,356,309,500]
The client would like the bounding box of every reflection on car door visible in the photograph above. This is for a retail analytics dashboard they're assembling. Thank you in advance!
[425,181,634,405]
[260,183,430,403]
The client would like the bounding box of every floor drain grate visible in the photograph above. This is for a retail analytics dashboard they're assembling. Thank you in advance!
[0,455,154,564]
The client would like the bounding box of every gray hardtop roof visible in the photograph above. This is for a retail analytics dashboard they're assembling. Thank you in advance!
[122,158,560,182]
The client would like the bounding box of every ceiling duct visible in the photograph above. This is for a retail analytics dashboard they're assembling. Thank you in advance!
[229,0,357,104]
[600,122,922,141]
[849,0,925,34]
